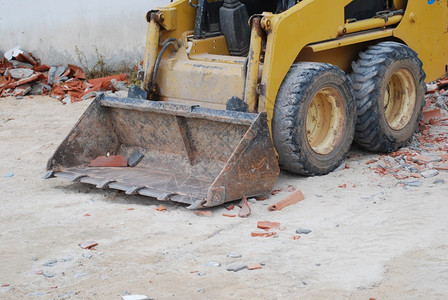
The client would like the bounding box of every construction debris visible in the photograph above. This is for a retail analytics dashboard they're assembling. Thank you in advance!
[238,196,251,218]
[268,189,305,211]
[365,89,448,183]
[1,46,127,102]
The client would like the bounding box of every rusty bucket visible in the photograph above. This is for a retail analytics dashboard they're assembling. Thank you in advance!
[46,94,279,208]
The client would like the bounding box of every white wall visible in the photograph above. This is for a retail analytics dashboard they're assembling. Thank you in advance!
[0,0,170,68]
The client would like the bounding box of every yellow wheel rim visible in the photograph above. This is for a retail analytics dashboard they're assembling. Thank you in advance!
[383,68,416,130]
[306,87,346,155]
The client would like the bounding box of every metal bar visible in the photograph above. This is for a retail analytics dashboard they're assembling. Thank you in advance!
[142,12,161,94]
[193,0,206,39]
[243,17,263,113]
[338,15,403,36]
[99,95,258,125]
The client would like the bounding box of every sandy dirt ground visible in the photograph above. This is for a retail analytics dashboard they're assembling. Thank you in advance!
[0,95,448,299]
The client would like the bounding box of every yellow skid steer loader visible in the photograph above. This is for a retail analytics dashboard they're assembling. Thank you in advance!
[47,0,448,208]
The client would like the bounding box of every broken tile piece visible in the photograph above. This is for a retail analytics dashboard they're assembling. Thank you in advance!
[247,263,262,270]
[238,196,251,218]
[79,241,98,249]
[257,221,281,230]
[194,210,213,217]
[155,205,167,212]
[268,189,304,211]
[421,169,439,178]
[251,231,277,237]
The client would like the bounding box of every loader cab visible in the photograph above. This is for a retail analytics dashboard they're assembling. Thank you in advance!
[191,0,291,56]
[190,0,402,57]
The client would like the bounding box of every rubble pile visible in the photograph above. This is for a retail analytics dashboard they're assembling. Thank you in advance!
[367,85,448,183]
[0,46,127,103]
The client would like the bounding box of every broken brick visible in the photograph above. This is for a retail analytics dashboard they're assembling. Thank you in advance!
[291,235,301,240]
[156,205,167,212]
[88,73,127,91]
[270,189,282,195]
[225,204,234,210]
[79,241,98,249]
[238,196,251,218]
[194,210,213,217]
[251,231,276,237]
[268,189,305,211]
[222,213,236,217]
[257,221,280,230]
[89,155,127,167]
[423,108,442,123]
[247,263,262,270]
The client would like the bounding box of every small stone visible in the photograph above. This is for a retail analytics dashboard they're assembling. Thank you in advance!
[128,85,147,100]
[197,288,204,292]
[58,291,75,299]
[197,272,206,276]
[74,272,89,278]
[122,295,148,300]
[204,261,221,267]
[404,180,423,187]
[111,79,128,91]
[43,272,55,278]
[315,263,321,266]
[43,260,58,267]
[27,292,45,297]
[421,170,439,178]
[82,253,92,259]
[227,253,241,258]
[226,264,247,272]
[32,255,37,261]
[62,257,73,262]
[433,179,445,184]
[296,228,312,234]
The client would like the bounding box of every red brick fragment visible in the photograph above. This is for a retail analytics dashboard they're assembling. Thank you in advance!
[257,221,280,230]
[423,108,442,123]
[225,204,235,210]
[247,263,262,270]
[79,241,98,249]
[338,184,347,188]
[222,213,236,217]
[88,74,127,91]
[156,205,167,212]
[256,197,267,201]
[286,184,296,192]
[1,284,10,287]
[238,196,251,218]
[270,189,282,195]
[194,210,213,217]
[127,208,135,211]
[89,155,127,167]
[33,64,50,72]
[268,189,304,211]
[291,235,301,240]
[365,160,376,165]
[84,213,91,216]
[251,231,276,237]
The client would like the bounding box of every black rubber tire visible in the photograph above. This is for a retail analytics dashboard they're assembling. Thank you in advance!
[350,42,426,152]
[272,62,356,176]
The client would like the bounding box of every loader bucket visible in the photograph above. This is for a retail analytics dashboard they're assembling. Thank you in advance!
[46,94,280,208]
